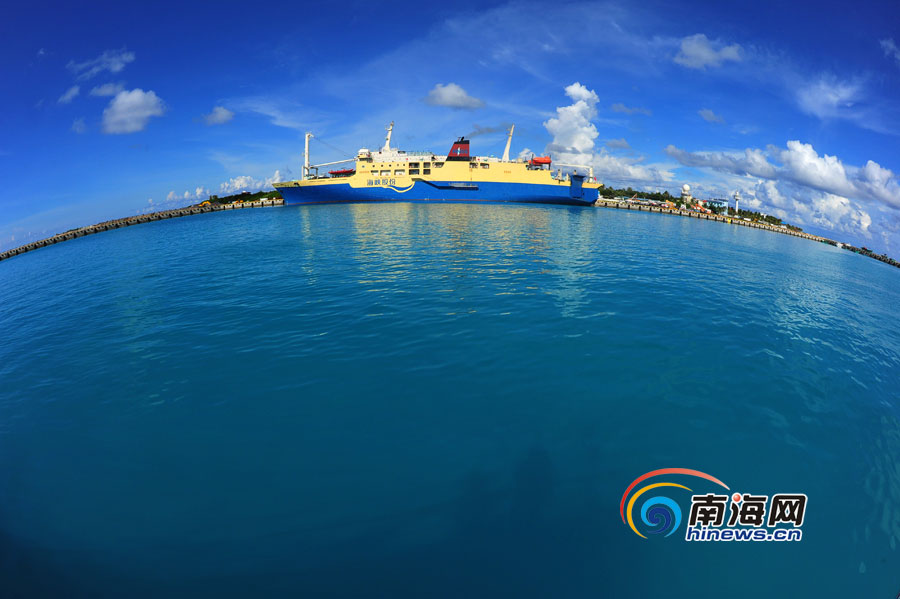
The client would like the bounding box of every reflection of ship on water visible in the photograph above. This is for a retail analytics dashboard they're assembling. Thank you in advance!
[346,201,560,261]
[275,123,602,207]
[340,202,595,318]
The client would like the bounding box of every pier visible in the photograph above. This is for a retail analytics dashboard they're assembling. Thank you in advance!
[593,198,827,243]
[0,198,284,263]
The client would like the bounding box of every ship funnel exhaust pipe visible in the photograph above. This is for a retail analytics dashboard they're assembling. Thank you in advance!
[447,137,471,161]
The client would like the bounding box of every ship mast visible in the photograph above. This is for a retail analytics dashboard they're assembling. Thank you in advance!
[303,132,313,180]
[383,121,394,152]
[502,124,515,162]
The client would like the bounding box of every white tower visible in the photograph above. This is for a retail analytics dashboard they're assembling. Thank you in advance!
[681,183,692,203]
[733,191,741,215]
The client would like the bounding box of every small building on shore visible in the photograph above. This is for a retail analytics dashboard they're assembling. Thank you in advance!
[702,198,727,210]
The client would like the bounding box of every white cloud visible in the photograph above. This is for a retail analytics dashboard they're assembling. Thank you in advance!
[698,108,725,123]
[881,38,900,68]
[665,141,900,241]
[219,177,258,194]
[67,48,135,81]
[58,85,79,104]
[772,141,854,197]
[101,89,165,134]
[543,83,672,185]
[589,149,674,184]
[424,83,485,110]
[227,97,314,131]
[663,165,884,244]
[71,118,86,133]
[665,145,777,178]
[204,106,234,125]
[606,138,631,149]
[167,187,210,203]
[89,82,125,96]
[610,103,651,116]
[795,77,862,120]
[750,182,873,237]
[793,75,893,134]
[218,170,286,194]
[674,34,742,69]
[266,171,286,185]
[544,82,600,154]
[811,193,872,235]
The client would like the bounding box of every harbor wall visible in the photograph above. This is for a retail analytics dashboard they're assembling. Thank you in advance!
[0,198,284,263]
[0,197,867,264]
[593,199,827,243]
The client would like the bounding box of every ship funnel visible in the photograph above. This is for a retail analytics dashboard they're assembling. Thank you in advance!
[447,137,471,161]
[501,124,515,162]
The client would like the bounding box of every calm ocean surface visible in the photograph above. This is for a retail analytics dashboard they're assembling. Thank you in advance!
[1,203,898,597]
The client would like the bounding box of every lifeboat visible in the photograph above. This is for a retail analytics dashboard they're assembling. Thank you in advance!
[329,168,356,177]
[529,156,551,166]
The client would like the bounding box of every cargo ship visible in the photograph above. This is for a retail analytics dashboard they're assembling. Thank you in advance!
[273,123,601,206]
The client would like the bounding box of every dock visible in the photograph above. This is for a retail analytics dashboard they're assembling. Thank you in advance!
[0,198,284,263]
[593,199,827,243]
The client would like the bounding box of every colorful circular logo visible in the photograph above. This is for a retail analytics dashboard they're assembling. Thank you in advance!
[620,468,730,538]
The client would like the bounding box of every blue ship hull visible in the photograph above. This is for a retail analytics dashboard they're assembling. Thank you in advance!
[278,180,598,207]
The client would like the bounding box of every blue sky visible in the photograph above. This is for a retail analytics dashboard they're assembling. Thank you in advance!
[3,0,900,252]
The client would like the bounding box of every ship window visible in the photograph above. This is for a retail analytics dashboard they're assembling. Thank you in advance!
[469,162,477,168]
[424,162,431,168]
[394,169,405,176]
[409,168,420,175]
[409,162,420,168]
[433,162,444,168]
[481,163,489,169]
[423,168,430,175]
[380,170,390,176]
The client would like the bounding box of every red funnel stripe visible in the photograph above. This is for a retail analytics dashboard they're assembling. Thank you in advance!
[447,138,470,161]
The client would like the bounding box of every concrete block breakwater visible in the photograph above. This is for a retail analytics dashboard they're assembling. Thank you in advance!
[0,198,284,262]
[594,199,826,243]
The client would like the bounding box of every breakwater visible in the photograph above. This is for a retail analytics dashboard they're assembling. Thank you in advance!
[0,198,284,263]
[0,197,871,265]
[594,199,827,243]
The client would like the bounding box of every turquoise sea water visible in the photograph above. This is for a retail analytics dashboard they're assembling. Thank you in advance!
[1,203,899,597]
